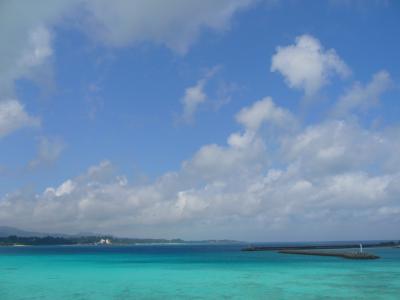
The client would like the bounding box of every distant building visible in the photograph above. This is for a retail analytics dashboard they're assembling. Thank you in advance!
[98,238,112,245]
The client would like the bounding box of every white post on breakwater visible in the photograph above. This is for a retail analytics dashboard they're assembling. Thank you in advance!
[360,243,363,253]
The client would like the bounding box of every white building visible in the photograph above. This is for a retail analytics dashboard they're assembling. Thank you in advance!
[98,238,112,245]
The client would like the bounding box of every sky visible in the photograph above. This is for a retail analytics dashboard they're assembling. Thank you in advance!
[0,0,399,242]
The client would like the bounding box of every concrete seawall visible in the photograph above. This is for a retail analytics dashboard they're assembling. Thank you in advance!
[242,242,397,252]
[278,250,380,259]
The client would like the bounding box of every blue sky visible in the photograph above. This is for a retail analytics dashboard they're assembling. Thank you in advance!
[0,0,399,241]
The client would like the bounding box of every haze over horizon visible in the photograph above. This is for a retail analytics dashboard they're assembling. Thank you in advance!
[1,0,399,242]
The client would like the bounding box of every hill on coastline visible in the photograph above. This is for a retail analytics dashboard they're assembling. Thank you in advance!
[0,226,50,237]
[0,226,241,246]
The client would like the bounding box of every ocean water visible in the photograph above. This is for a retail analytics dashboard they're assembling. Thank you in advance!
[0,244,399,299]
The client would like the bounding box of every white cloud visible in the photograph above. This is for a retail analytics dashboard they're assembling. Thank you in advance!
[0,0,255,137]
[2,98,400,241]
[0,0,255,65]
[29,137,65,168]
[235,97,296,131]
[18,26,53,71]
[181,80,208,123]
[333,70,392,116]
[0,21,53,139]
[281,120,397,176]
[1,4,399,241]
[0,2,64,96]
[0,99,40,138]
[44,180,76,197]
[80,0,254,53]
[271,34,350,96]
[180,67,220,123]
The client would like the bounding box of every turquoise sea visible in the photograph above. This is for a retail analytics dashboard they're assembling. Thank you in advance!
[0,244,399,299]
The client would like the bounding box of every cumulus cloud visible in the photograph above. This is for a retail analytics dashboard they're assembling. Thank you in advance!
[1,0,255,66]
[0,2,62,96]
[1,1,254,78]
[1,0,255,85]
[235,97,296,131]
[282,119,400,176]
[80,0,255,53]
[0,100,40,138]
[1,97,399,241]
[1,4,399,241]
[17,26,53,73]
[0,0,255,137]
[44,179,76,198]
[271,34,350,96]
[0,18,53,138]
[333,70,392,116]
[180,67,221,123]
[29,137,66,169]
[181,81,207,123]
[180,70,215,123]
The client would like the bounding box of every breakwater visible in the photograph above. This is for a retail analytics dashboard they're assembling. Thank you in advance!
[278,249,379,259]
[242,241,398,252]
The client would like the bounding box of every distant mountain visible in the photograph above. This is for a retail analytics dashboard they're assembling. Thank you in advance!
[71,231,103,237]
[0,226,243,245]
[0,226,47,237]
[0,226,75,238]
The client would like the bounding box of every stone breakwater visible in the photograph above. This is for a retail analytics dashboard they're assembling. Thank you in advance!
[278,249,380,260]
[241,243,389,259]
[242,241,398,252]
